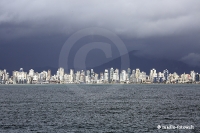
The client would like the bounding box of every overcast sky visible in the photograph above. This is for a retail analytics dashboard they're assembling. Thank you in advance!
[0,0,200,72]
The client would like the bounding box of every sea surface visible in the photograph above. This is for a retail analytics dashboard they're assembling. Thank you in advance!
[0,84,199,133]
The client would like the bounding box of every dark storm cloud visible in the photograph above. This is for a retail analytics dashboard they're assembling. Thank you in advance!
[0,0,200,67]
[1,0,200,38]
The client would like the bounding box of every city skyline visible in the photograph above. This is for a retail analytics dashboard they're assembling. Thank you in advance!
[0,66,199,84]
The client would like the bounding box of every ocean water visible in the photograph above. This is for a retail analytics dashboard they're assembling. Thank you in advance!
[0,84,199,133]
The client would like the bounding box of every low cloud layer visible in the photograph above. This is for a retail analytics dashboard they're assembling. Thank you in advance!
[1,0,200,38]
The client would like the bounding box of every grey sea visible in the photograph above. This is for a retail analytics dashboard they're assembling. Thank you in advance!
[0,84,199,133]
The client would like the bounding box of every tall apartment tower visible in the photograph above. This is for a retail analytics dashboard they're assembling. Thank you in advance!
[163,69,169,82]
[190,70,196,82]
[110,68,114,82]
[104,69,109,83]
[135,68,140,82]
[29,69,34,77]
[150,68,157,83]
[70,69,74,83]
[115,69,119,81]
[58,67,64,81]
[127,68,131,81]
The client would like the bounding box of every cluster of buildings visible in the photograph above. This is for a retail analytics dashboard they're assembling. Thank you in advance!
[0,67,200,84]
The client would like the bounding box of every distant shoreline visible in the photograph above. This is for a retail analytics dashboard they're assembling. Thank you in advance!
[1,83,200,86]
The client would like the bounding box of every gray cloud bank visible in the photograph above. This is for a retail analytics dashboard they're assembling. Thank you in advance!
[0,0,200,67]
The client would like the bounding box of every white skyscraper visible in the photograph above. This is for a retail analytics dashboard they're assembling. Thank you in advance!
[86,70,91,83]
[29,69,34,77]
[120,70,126,82]
[150,68,157,82]
[127,68,131,81]
[70,69,74,83]
[80,70,85,83]
[75,71,80,83]
[104,69,109,83]
[100,72,104,82]
[135,68,140,83]
[110,68,114,82]
[115,69,119,82]
[190,70,196,82]
[58,67,64,82]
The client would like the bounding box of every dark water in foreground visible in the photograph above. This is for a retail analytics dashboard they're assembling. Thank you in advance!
[0,84,199,133]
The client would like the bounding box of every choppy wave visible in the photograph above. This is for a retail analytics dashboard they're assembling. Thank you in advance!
[0,84,199,132]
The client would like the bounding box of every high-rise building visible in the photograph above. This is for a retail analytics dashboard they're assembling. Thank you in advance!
[70,69,74,83]
[104,69,109,83]
[16,68,27,84]
[135,68,140,83]
[29,69,34,77]
[163,69,169,82]
[150,68,157,83]
[58,67,64,82]
[116,69,119,81]
[80,70,85,83]
[47,69,51,81]
[94,73,98,83]
[140,71,146,83]
[110,68,114,82]
[86,70,90,83]
[195,73,199,82]
[120,70,126,82]
[86,70,90,77]
[91,69,95,82]
[157,72,164,83]
[127,68,131,81]
[130,69,136,83]
[172,72,179,83]
[190,70,196,82]
[100,72,104,82]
